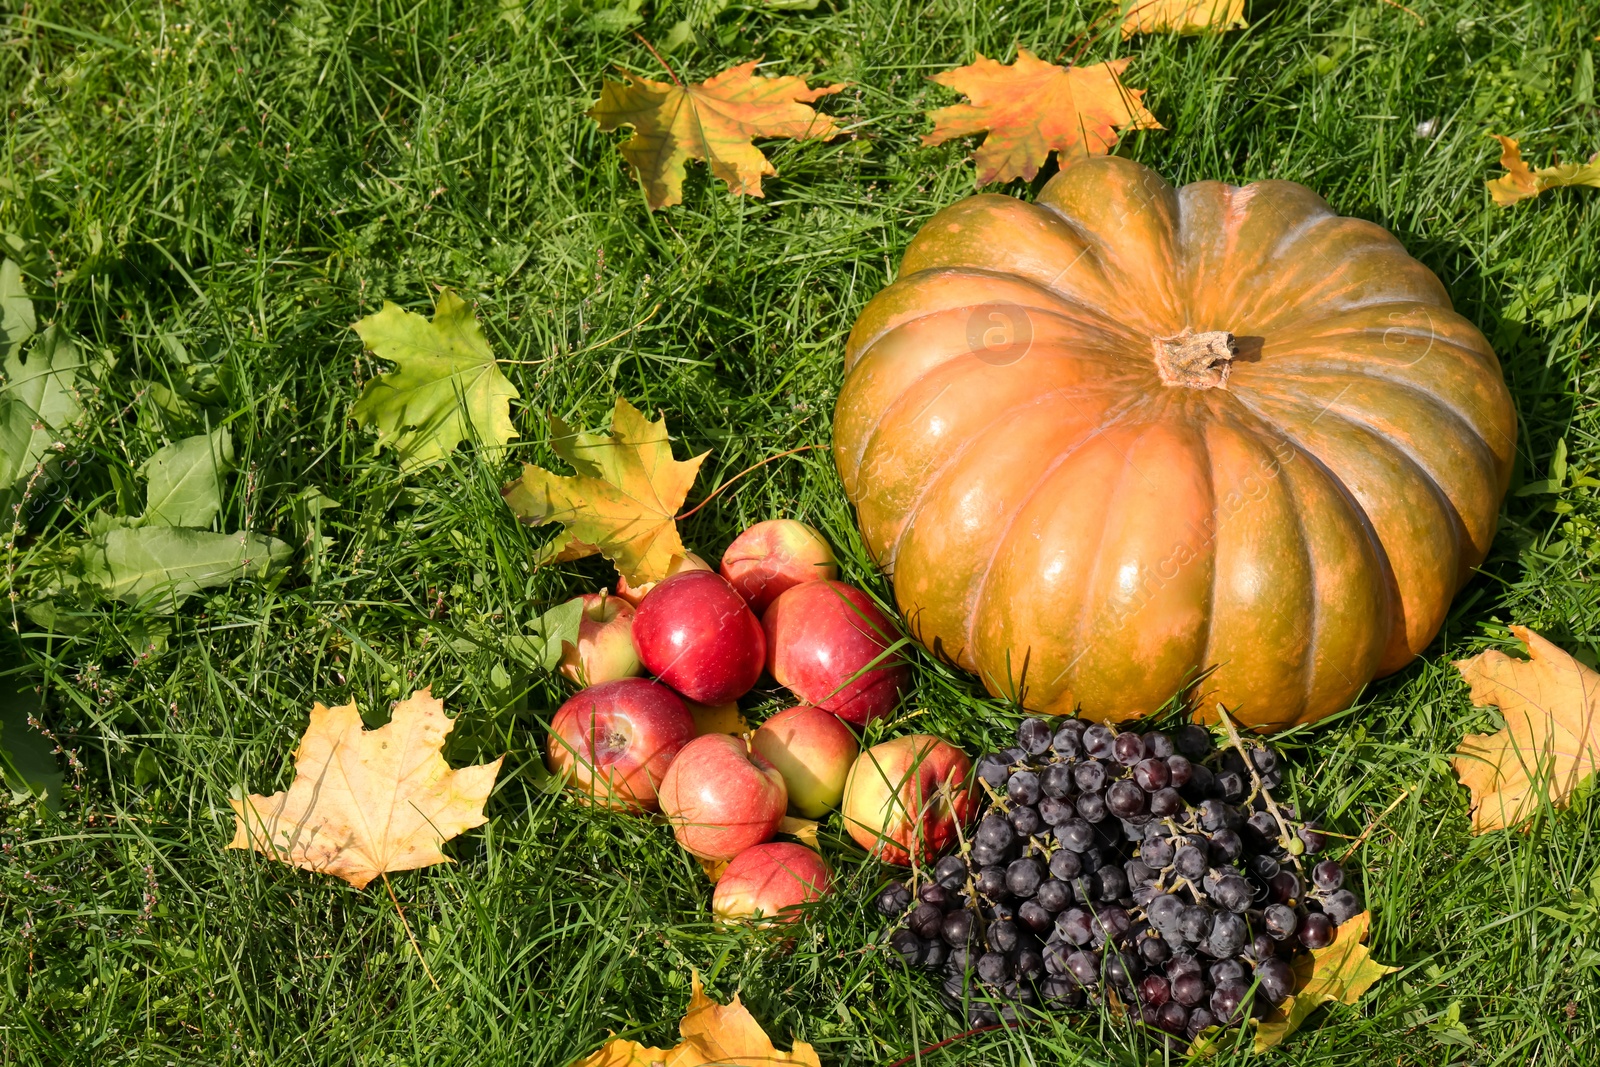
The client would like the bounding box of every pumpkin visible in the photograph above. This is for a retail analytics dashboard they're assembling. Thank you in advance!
[834,156,1516,730]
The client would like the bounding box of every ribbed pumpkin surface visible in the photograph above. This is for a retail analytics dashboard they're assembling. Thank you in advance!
[834,156,1515,729]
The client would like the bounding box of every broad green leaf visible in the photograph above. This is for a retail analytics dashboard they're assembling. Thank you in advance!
[504,597,585,672]
[501,398,706,584]
[0,326,85,513]
[78,526,291,611]
[0,647,63,809]
[138,427,234,528]
[350,291,519,472]
[0,258,35,353]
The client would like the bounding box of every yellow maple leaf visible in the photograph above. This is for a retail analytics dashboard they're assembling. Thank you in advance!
[1452,625,1600,832]
[1486,136,1600,207]
[228,689,502,889]
[501,398,707,585]
[922,50,1162,187]
[1252,911,1398,1051]
[1119,0,1247,37]
[588,60,844,211]
[575,971,820,1067]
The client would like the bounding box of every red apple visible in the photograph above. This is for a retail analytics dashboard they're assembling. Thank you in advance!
[762,580,910,725]
[712,842,831,924]
[545,678,695,811]
[615,552,710,607]
[633,570,766,705]
[719,519,838,614]
[658,733,787,861]
[558,592,644,687]
[841,734,973,866]
[750,705,859,819]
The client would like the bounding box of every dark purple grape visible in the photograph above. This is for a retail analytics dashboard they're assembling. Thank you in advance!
[1198,799,1236,831]
[910,903,945,939]
[1145,732,1175,759]
[1156,1000,1189,1034]
[919,883,954,910]
[1049,849,1083,880]
[1141,834,1175,867]
[1096,907,1132,940]
[1257,956,1294,1006]
[1171,971,1206,1006]
[1074,760,1108,793]
[1038,796,1074,825]
[1165,952,1202,978]
[1174,845,1207,880]
[1107,780,1147,819]
[1174,725,1211,757]
[976,951,1010,985]
[1147,893,1183,931]
[1311,859,1345,891]
[1076,790,1108,823]
[1300,912,1334,949]
[1041,976,1084,1007]
[1007,857,1044,898]
[1124,858,1156,888]
[922,939,949,971]
[1078,847,1105,873]
[1139,934,1171,966]
[1066,949,1100,986]
[942,909,975,947]
[1083,725,1116,759]
[1036,879,1071,913]
[976,865,1008,900]
[1013,945,1045,980]
[1139,973,1171,1006]
[1209,828,1244,863]
[1209,959,1245,984]
[1210,980,1250,1022]
[1113,732,1147,766]
[1248,934,1276,961]
[1133,758,1171,792]
[1324,888,1362,925]
[1040,763,1075,798]
[1165,754,1193,788]
[1056,908,1093,945]
[1213,874,1253,913]
[1298,823,1327,854]
[1008,770,1042,806]
[945,944,972,975]
[890,927,925,966]
[1184,1006,1217,1038]
[987,919,1020,953]
[1215,771,1247,802]
[1104,947,1141,987]
[1017,717,1054,755]
[1178,905,1212,943]
[1009,804,1043,837]
[1095,865,1128,901]
[1264,903,1298,940]
[970,842,1006,868]
[1186,762,1216,797]
[876,882,912,917]
[1056,819,1095,853]
[1248,853,1280,880]
[975,814,1015,850]
[1247,810,1279,843]
[1269,871,1302,904]
[935,855,968,889]
[991,900,1016,923]
[1205,911,1247,957]
[975,752,1011,790]
[1051,725,1083,758]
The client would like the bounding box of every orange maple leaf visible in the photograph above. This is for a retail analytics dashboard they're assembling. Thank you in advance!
[922,49,1161,186]
[588,60,844,210]
[1119,0,1247,38]
[1485,135,1600,207]
[1250,911,1398,1050]
[1452,626,1600,832]
[228,689,502,889]
[574,971,820,1067]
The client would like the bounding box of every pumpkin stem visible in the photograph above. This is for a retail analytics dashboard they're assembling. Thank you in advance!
[1153,328,1238,389]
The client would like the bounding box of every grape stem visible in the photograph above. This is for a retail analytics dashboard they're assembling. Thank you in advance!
[1214,704,1304,876]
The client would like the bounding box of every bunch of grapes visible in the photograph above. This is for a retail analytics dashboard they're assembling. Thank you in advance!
[877,717,1362,1043]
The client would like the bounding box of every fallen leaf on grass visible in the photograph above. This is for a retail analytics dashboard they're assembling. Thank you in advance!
[575,970,820,1067]
[502,398,707,585]
[1486,136,1600,207]
[1252,911,1397,1050]
[1,258,86,518]
[778,815,820,850]
[229,688,502,889]
[1119,0,1246,37]
[138,427,232,528]
[1452,625,1600,832]
[79,523,290,609]
[923,50,1161,186]
[351,291,520,472]
[588,60,844,210]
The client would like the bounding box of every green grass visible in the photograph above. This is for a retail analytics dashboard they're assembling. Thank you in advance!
[3,0,1600,1063]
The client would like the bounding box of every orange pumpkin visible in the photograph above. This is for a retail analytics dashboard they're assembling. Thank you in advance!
[834,157,1516,730]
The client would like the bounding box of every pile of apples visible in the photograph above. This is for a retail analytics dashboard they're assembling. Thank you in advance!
[543,519,973,923]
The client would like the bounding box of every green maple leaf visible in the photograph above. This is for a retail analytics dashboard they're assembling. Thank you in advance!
[350,291,519,472]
